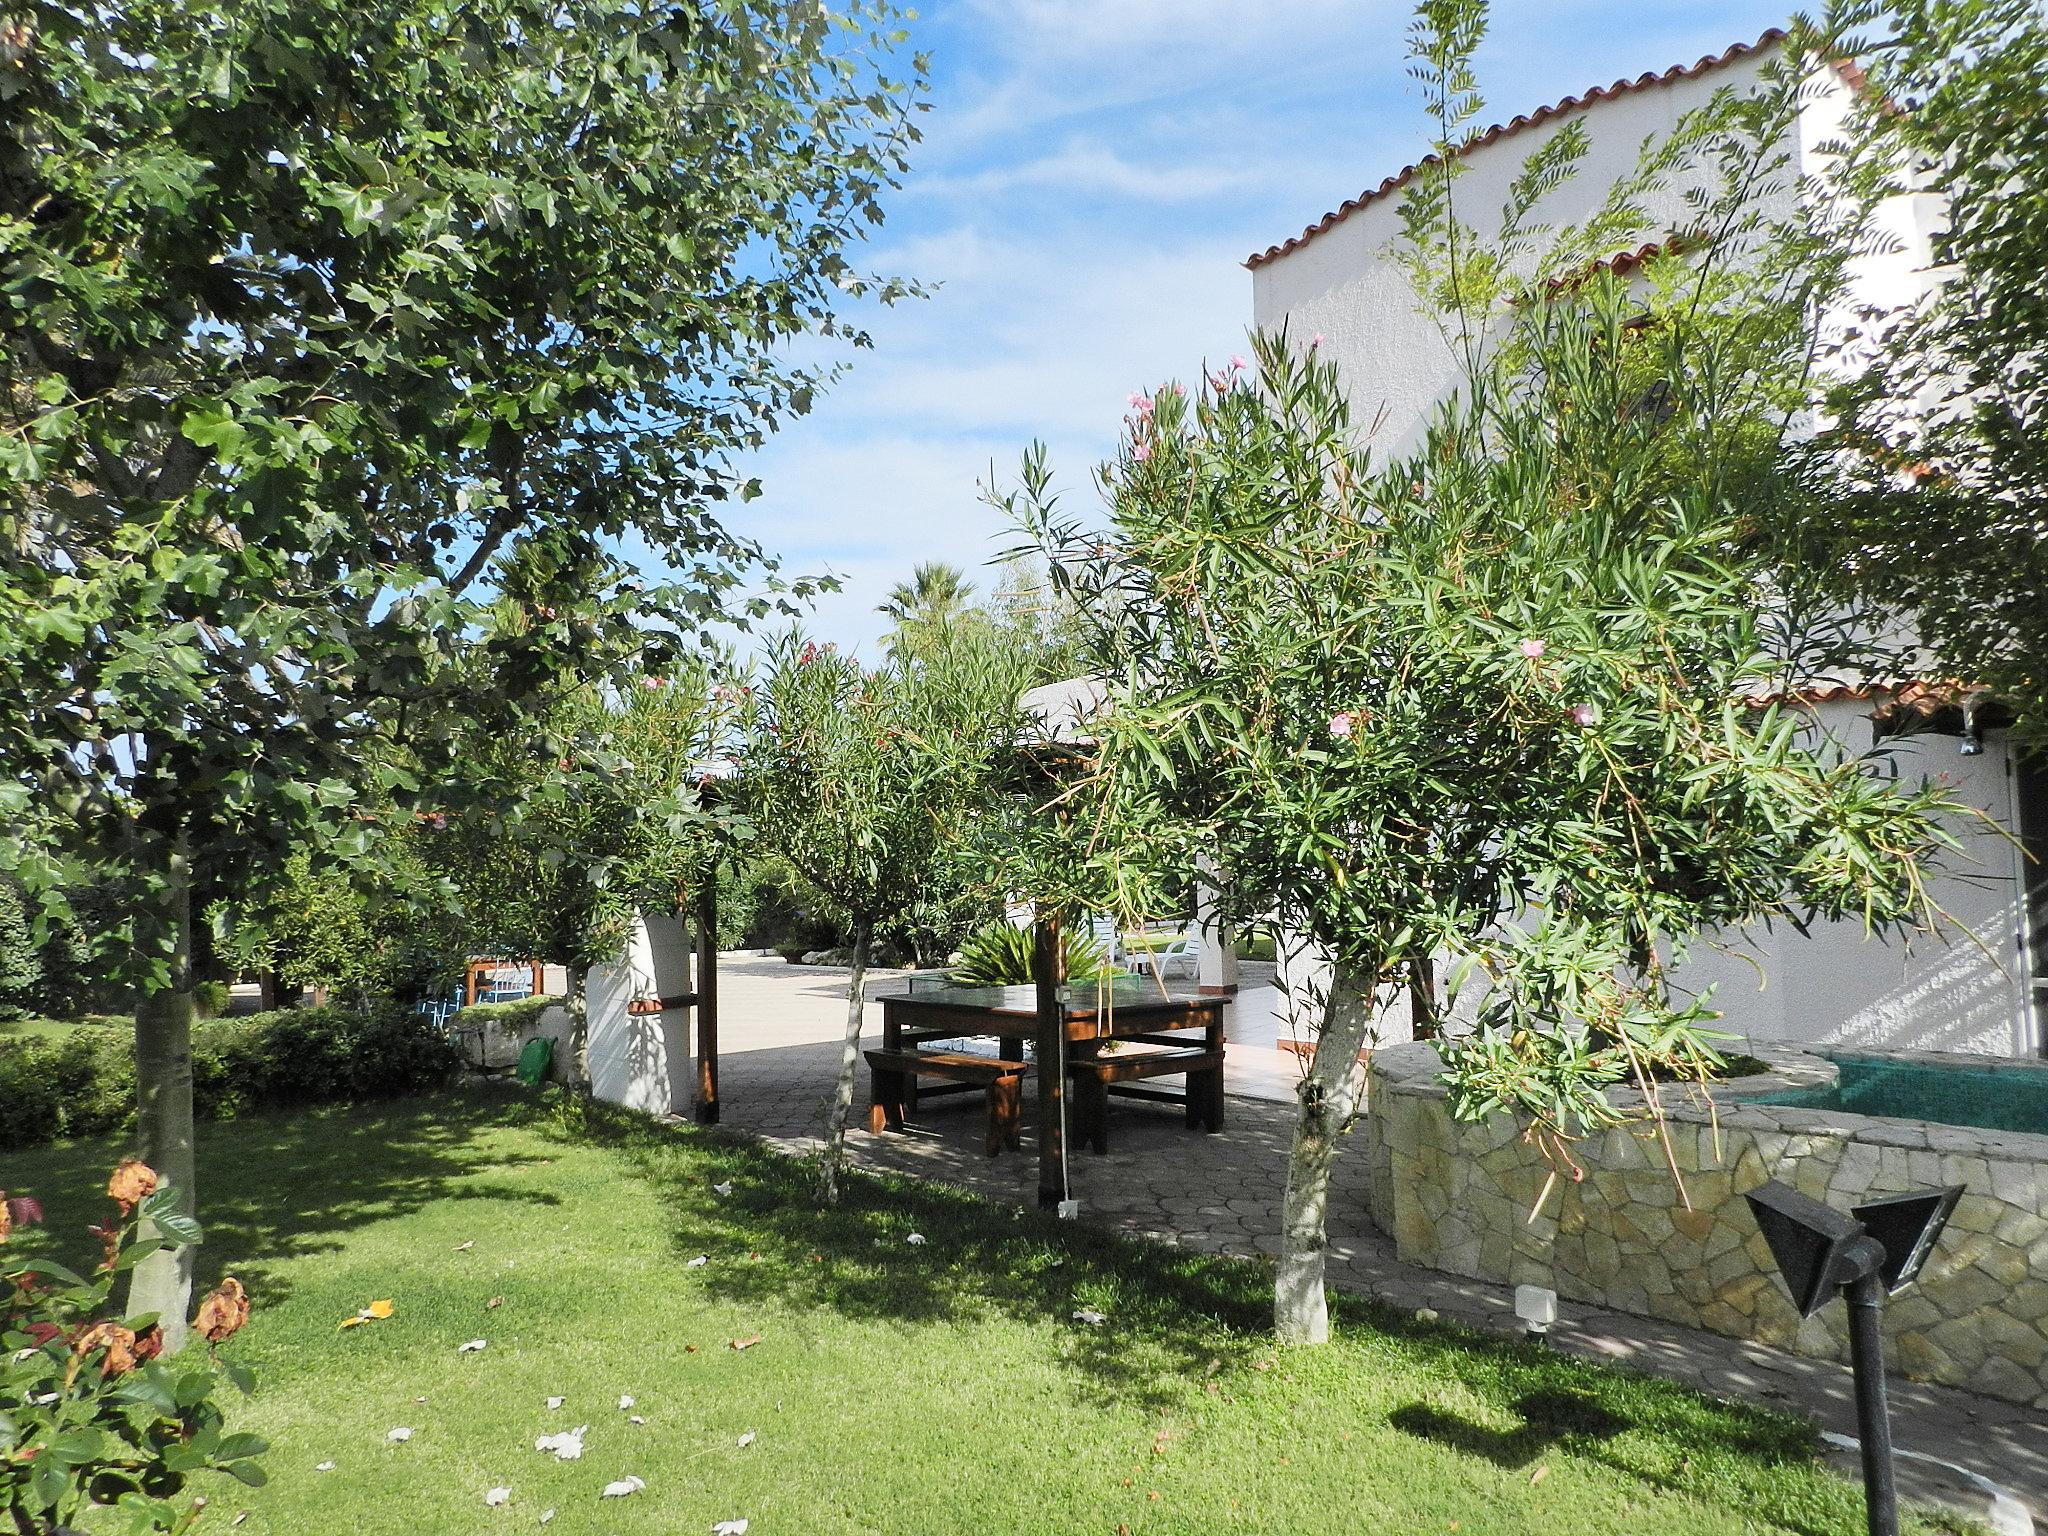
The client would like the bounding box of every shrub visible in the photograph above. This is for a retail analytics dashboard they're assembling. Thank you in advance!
[0,1007,459,1151]
[451,997,554,1035]
[191,979,232,1019]
[1,1160,263,1533]
[949,923,1113,986]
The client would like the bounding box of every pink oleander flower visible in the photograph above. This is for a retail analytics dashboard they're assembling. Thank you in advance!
[642,675,664,689]
[1127,390,1154,415]
[1328,712,1355,738]
[1228,354,1247,372]
[1570,703,1599,727]
[1310,332,1324,348]
[1520,637,1546,660]
[1133,440,1153,462]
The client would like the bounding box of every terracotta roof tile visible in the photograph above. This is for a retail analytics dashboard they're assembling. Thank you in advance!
[1244,29,1787,271]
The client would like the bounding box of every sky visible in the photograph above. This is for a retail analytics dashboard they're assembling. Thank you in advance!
[717,0,1792,660]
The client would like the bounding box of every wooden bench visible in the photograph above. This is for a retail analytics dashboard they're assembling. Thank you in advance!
[864,1047,1027,1157]
[1068,1045,1224,1153]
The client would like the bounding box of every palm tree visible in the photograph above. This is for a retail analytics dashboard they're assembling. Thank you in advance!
[877,561,977,660]
[878,561,974,628]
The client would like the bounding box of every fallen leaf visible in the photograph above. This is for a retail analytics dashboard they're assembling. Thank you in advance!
[1147,1490,1161,1502]
[413,1396,428,1405]
[618,1394,635,1410]
[487,1296,504,1310]
[684,1344,699,1354]
[737,1431,755,1449]
[1072,1309,1106,1326]
[712,1521,748,1536]
[232,1514,248,1527]
[534,1426,587,1461]
[315,1461,336,1473]
[729,1335,762,1352]
[458,1339,488,1354]
[386,1428,413,1444]
[368,1299,394,1319]
[483,1487,511,1506]
[546,1396,565,1410]
[1529,1465,1549,1486]
[454,1240,475,1253]
[906,1233,926,1246]
[539,1510,554,1526]
[600,1476,645,1499]
[628,1415,646,1425]
[686,1255,709,1269]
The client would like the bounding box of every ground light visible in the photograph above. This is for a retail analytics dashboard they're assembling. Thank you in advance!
[1744,1179,1964,1536]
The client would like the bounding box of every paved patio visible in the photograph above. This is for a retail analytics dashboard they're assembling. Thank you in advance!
[705,953,2048,1530]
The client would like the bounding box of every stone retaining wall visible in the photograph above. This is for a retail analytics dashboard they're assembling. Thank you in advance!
[1363,1041,2048,1408]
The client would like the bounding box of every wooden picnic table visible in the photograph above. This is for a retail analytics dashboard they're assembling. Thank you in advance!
[871,978,1226,1198]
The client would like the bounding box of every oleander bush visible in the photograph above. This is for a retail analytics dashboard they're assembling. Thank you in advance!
[0,1006,458,1150]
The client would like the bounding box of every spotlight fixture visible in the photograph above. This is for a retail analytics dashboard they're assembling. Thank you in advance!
[1745,1179,1962,1536]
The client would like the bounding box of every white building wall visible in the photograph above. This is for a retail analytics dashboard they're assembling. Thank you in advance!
[1250,43,2035,1057]
[1671,699,2035,1057]
[1252,51,1795,460]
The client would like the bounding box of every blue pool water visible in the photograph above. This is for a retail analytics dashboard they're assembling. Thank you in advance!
[1757,1053,2048,1137]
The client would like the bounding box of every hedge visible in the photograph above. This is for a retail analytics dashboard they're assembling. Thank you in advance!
[0,1005,460,1151]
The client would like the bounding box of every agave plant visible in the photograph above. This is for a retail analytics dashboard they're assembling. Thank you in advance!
[949,923,1114,986]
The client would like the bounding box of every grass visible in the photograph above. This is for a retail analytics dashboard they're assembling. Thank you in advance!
[0,1013,124,1044]
[3,1092,1974,1536]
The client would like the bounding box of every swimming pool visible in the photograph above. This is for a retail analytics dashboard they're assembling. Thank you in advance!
[1757,1051,2048,1136]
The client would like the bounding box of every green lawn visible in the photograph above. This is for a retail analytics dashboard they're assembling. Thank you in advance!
[0,1013,119,1044]
[3,1093,1970,1536]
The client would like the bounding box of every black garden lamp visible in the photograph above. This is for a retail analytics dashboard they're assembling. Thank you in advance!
[1744,1180,1963,1536]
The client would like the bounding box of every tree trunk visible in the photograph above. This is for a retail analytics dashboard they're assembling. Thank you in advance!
[1274,964,1377,1345]
[128,845,197,1353]
[819,917,872,1204]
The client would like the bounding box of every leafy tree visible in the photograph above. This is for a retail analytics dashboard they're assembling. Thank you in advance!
[738,631,1030,1200]
[0,0,925,1345]
[418,664,742,1087]
[1815,0,2048,735]
[999,5,1963,1344]
[0,882,38,1021]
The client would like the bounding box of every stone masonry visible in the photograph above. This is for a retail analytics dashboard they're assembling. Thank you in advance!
[1365,1040,2048,1409]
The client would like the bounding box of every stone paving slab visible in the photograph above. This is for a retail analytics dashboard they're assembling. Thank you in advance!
[709,1031,2047,1529]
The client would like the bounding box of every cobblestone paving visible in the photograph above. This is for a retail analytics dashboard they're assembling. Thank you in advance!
[703,960,2048,1526]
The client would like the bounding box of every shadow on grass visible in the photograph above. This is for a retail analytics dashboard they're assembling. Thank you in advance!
[3,1091,558,1306]
[542,1091,1871,1536]
[1,1088,1916,1534]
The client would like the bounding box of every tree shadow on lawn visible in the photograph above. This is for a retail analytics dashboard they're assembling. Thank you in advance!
[550,1095,1863,1534]
[4,1091,560,1306]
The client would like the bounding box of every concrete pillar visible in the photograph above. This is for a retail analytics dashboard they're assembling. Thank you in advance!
[587,909,694,1115]
[1196,857,1238,996]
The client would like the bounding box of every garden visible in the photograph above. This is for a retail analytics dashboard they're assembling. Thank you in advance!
[6,0,2048,1531]
[2,1095,1974,1535]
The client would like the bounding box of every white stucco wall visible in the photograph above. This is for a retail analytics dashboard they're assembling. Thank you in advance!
[587,909,696,1115]
[1670,699,2037,1056]
[1253,49,1794,458]
[1249,44,2034,1057]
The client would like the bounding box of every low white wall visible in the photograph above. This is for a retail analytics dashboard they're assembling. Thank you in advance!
[586,910,695,1116]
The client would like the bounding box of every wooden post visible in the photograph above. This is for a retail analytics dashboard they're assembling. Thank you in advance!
[693,880,720,1124]
[1033,911,1068,1211]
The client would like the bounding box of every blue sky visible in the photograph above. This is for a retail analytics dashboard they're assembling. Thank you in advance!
[725,0,1790,658]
